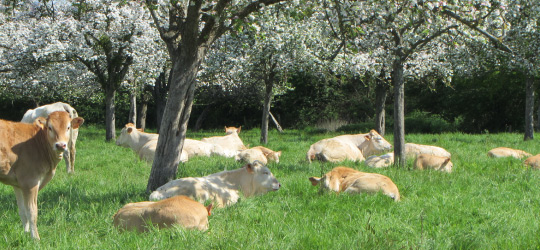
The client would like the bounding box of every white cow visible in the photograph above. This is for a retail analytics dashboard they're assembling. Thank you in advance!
[201,126,247,158]
[404,143,451,158]
[487,147,532,159]
[149,161,281,208]
[365,152,394,168]
[116,123,188,163]
[306,130,392,163]
[21,102,80,173]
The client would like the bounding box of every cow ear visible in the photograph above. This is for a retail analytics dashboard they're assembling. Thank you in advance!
[71,117,84,129]
[245,163,254,173]
[224,126,227,132]
[364,135,371,141]
[276,151,282,156]
[443,158,451,165]
[237,126,241,134]
[309,177,321,186]
[127,127,134,134]
[35,117,47,129]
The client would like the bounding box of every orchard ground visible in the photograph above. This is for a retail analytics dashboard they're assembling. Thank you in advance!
[0,126,539,249]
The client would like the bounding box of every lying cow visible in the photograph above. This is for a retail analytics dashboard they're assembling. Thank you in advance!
[21,102,80,173]
[113,195,213,232]
[116,123,188,163]
[524,154,540,169]
[413,154,453,173]
[487,147,532,159]
[149,161,281,208]
[183,138,223,158]
[201,126,247,157]
[404,143,451,158]
[309,167,400,201]
[235,146,281,164]
[0,111,84,239]
[306,130,392,163]
[365,152,394,168]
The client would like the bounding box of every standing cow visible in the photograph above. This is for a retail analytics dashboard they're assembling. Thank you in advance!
[21,102,80,173]
[0,111,84,240]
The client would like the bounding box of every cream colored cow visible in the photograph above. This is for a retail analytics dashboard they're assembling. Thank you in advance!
[365,152,394,168]
[309,167,400,201]
[113,195,213,232]
[201,126,246,157]
[235,146,281,164]
[404,143,451,158]
[413,154,453,173]
[306,130,392,163]
[116,123,188,163]
[488,147,532,159]
[149,162,281,208]
[0,111,84,239]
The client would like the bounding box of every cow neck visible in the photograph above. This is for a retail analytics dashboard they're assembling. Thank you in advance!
[217,167,255,197]
[34,127,62,168]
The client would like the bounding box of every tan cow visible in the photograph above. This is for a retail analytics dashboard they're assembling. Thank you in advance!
[113,195,213,232]
[488,147,532,159]
[21,102,80,173]
[149,161,281,208]
[413,154,453,173]
[404,143,451,158]
[0,111,84,240]
[116,123,188,163]
[309,167,400,201]
[201,126,247,158]
[235,146,281,164]
[524,154,540,169]
[306,130,392,163]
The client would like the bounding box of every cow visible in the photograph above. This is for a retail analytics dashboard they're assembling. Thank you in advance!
[116,123,188,163]
[306,130,392,163]
[21,102,80,174]
[413,154,453,173]
[487,147,532,159]
[404,143,451,158]
[308,167,400,201]
[365,152,394,168]
[113,195,213,232]
[201,126,247,158]
[0,111,84,240]
[149,161,281,208]
[235,146,281,164]
[524,154,540,169]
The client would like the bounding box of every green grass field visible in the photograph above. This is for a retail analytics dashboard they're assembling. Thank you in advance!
[1,126,539,249]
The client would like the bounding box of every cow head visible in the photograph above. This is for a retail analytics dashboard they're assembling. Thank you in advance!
[244,161,280,196]
[116,123,137,147]
[309,174,339,192]
[265,151,282,163]
[38,111,84,156]
[225,126,241,134]
[361,130,392,156]
[440,157,453,173]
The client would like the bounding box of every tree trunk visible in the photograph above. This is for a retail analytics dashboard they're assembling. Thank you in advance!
[392,61,405,167]
[524,75,534,141]
[269,111,283,133]
[129,90,137,125]
[147,49,204,193]
[138,100,148,131]
[375,80,388,136]
[194,104,212,132]
[105,87,116,141]
[153,71,168,133]
[260,77,274,144]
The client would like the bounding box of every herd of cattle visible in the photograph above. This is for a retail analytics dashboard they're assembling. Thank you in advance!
[1,102,539,239]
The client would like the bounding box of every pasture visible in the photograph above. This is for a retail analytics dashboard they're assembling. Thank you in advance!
[0,126,539,249]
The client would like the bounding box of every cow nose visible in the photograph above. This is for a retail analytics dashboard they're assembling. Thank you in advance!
[56,142,67,151]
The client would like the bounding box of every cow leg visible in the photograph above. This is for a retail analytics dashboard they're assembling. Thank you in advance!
[69,146,76,173]
[63,150,72,174]
[13,187,29,233]
[22,186,40,240]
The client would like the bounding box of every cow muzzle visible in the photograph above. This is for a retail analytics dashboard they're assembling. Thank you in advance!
[55,142,67,151]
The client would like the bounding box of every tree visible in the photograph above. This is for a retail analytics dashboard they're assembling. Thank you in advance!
[144,0,288,191]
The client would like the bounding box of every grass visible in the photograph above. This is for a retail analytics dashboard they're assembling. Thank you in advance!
[1,126,540,249]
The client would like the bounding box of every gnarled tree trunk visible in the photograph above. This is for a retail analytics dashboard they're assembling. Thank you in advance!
[392,60,405,167]
[374,80,388,136]
[105,87,116,141]
[524,75,534,141]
